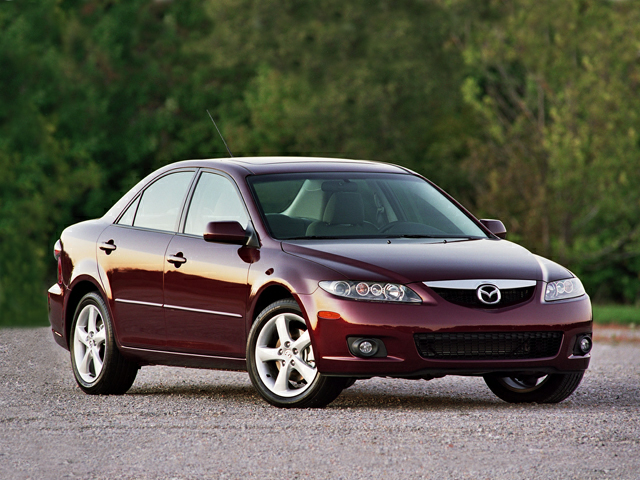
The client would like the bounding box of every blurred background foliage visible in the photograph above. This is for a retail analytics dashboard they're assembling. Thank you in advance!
[0,0,638,326]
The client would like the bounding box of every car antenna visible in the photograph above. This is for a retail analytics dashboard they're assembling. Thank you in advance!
[206,109,233,158]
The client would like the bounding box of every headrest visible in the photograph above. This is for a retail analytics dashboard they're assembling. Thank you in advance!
[323,192,365,225]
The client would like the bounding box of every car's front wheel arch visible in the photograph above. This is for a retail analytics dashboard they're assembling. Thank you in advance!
[250,284,295,324]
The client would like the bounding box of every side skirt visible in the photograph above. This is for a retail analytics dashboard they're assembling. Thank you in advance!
[120,345,247,371]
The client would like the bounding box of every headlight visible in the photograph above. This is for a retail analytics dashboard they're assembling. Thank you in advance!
[544,278,586,302]
[319,280,422,303]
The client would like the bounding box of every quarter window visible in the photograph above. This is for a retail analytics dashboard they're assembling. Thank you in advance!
[184,172,249,236]
[117,196,140,226]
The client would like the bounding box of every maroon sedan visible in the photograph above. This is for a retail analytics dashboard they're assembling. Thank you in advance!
[48,157,592,408]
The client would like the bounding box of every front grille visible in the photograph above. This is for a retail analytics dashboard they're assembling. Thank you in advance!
[431,286,535,309]
[414,331,563,360]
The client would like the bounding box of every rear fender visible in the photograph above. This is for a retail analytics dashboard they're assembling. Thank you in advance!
[62,268,111,349]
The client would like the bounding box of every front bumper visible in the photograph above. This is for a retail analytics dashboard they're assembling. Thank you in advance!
[298,282,592,378]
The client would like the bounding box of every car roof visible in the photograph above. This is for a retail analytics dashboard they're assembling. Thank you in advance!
[102,156,417,223]
[167,156,411,176]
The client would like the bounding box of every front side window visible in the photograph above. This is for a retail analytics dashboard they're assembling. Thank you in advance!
[184,172,249,236]
[130,171,194,232]
[249,172,488,240]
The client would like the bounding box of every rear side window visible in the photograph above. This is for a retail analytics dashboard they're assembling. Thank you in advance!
[130,171,194,232]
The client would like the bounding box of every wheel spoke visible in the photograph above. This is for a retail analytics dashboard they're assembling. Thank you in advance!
[91,347,103,374]
[75,324,89,347]
[78,348,92,375]
[273,363,292,394]
[275,314,293,345]
[292,358,317,384]
[292,330,311,352]
[93,328,106,346]
[87,306,98,333]
[256,346,281,363]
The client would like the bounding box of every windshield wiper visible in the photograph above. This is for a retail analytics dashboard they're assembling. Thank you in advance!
[284,234,485,241]
[284,235,343,240]
[387,234,439,239]
[386,234,484,240]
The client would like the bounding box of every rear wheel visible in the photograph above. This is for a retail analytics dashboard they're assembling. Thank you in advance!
[247,299,346,408]
[483,372,584,404]
[70,292,138,395]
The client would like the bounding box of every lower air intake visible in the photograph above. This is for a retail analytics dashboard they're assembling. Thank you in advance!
[414,331,563,360]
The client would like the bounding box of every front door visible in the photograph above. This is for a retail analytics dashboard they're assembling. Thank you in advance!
[163,171,253,356]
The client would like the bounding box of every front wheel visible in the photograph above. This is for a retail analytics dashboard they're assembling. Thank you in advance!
[70,292,138,395]
[247,299,346,408]
[483,372,584,404]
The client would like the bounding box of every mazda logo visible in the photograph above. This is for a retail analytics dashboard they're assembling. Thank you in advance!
[477,284,501,305]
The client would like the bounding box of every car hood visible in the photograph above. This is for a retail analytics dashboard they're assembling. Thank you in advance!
[281,238,571,284]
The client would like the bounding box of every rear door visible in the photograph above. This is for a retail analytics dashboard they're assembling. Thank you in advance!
[97,170,195,348]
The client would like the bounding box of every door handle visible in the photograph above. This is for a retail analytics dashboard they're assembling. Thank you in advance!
[167,253,187,266]
[99,240,117,254]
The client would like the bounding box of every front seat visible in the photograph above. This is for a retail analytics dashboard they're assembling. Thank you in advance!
[306,192,378,237]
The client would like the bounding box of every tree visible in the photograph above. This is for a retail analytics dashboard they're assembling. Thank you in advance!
[198,0,477,193]
[454,0,640,302]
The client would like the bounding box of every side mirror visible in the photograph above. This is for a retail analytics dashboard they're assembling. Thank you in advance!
[480,219,507,239]
[204,221,249,245]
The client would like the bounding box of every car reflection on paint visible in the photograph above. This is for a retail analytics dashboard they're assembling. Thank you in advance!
[48,157,592,407]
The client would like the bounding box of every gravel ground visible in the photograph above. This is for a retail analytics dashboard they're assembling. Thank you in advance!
[1,327,639,480]
[593,325,640,343]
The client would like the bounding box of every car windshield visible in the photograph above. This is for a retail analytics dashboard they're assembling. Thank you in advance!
[248,172,488,240]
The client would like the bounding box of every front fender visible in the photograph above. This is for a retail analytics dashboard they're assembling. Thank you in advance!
[246,246,347,330]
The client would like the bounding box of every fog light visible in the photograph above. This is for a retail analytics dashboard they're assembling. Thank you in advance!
[358,340,375,355]
[579,337,592,354]
[573,334,592,355]
[347,337,387,358]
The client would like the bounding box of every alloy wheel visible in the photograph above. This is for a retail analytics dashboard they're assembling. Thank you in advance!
[254,312,318,398]
[72,304,106,384]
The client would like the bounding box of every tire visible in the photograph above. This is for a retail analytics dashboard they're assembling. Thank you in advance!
[246,299,346,408]
[483,372,584,404]
[70,292,138,395]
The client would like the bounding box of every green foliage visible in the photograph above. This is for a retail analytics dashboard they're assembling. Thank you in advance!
[593,304,640,327]
[0,0,638,325]
[0,1,101,325]
[454,0,640,303]
[200,0,476,192]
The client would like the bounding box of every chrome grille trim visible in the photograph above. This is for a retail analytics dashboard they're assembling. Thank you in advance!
[424,279,537,290]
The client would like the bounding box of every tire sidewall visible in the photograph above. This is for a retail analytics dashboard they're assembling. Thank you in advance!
[70,292,114,393]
